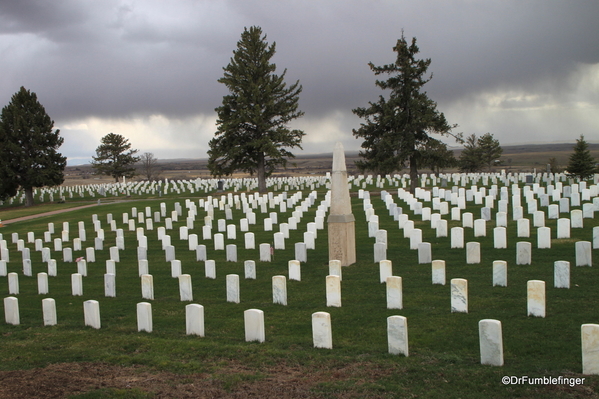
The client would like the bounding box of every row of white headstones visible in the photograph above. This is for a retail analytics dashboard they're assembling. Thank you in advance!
[2,179,599,373]
[359,182,598,372]
[4,168,595,207]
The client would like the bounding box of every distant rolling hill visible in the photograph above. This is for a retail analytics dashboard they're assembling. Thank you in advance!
[65,143,598,182]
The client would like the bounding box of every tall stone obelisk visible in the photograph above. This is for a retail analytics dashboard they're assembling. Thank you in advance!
[327,142,356,266]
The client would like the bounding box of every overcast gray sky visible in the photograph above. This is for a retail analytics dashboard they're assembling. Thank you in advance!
[1,0,598,165]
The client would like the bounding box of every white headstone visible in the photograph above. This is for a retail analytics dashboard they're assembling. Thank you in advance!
[479,319,504,366]
[576,241,592,266]
[4,296,19,325]
[226,244,237,262]
[244,309,265,343]
[326,275,341,307]
[379,260,392,284]
[185,304,205,336]
[386,276,403,309]
[71,273,83,296]
[205,260,216,279]
[259,243,271,262]
[137,302,153,332]
[387,315,408,356]
[83,300,101,329]
[226,274,240,303]
[431,260,446,285]
[554,260,570,288]
[141,274,154,300]
[42,298,57,326]
[196,245,207,261]
[272,275,287,305]
[312,312,333,349]
[451,227,464,248]
[582,324,599,375]
[492,261,507,287]
[516,242,532,265]
[109,246,119,262]
[244,232,255,250]
[527,280,545,317]
[417,242,432,264]
[493,227,507,249]
[466,242,481,264]
[451,278,468,313]
[104,273,116,297]
[179,274,193,301]
[244,260,256,279]
[557,218,571,239]
[214,233,224,250]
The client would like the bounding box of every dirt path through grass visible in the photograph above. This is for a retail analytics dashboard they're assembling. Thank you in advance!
[0,204,100,225]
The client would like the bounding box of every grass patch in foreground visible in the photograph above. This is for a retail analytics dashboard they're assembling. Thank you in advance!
[0,187,597,398]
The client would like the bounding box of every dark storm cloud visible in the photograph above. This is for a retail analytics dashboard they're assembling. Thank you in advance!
[0,0,598,162]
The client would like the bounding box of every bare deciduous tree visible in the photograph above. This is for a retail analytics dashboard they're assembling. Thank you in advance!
[138,152,160,181]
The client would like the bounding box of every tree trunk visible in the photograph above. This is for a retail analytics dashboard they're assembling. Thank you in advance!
[25,187,34,207]
[257,153,267,193]
[409,155,418,194]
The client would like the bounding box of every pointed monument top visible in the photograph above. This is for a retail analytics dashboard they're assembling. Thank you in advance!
[332,142,347,172]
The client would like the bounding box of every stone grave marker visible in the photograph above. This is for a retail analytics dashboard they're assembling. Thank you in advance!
[185,304,205,336]
[4,297,19,325]
[137,302,153,332]
[244,309,265,343]
[479,319,504,366]
[451,278,468,313]
[83,300,101,329]
[312,312,333,349]
[42,298,57,326]
[516,242,532,265]
[205,260,216,279]
[575,241,592,266]
[326,275,341,307]
[272,275,287,305]
[244,260,256,279]
[527,280,545,317]
[582,324,599,375]
[179,274,193,301]
[386,276,402,309]
[141,274,154,300]
[554,261,570,288]
[492,261,507,287]
[387,315,408,356]
[226,274,240,303]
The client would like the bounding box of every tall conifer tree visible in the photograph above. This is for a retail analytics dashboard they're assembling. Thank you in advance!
[91,133,140,182]
[353,32,459,193]
[209,26,304,192]
[0,87,67,206]
[478,132,503,171]
[566,135,597,180]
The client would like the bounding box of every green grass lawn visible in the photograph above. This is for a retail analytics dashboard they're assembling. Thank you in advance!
[0,180,598,398]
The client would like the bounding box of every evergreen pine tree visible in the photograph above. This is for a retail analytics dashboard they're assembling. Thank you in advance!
[0,87,67,206]
[566,135,597,180]
[417,139,457,174]
[209,26,304,193]
[352,32,459,192]
[458,134,483,173]
[477,132,503,171]
[91,133,140,182]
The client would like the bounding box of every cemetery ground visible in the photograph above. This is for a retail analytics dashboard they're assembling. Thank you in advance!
[0,182,599,398]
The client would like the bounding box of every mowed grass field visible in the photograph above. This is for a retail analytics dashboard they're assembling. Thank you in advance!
[0,178,598,398]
